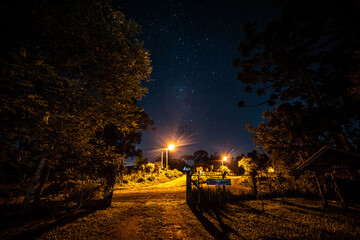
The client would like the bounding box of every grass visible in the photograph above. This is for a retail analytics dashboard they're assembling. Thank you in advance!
[11,198,358,240]
[36,202,133,240]
[190,198,360,239]
[115,169,183,189]
[1,173,359,239]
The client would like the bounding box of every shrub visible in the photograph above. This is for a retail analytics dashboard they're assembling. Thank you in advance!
[65,181,101,208]
[122,179,129,184]
[219,165,231,174]
[147,176,155,181]
[171,169,183,178]
[165,171,174,179]
[145,162,155,173]
[136,177,145,183]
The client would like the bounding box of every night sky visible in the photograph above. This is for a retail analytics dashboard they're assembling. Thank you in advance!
[115,0,280,159]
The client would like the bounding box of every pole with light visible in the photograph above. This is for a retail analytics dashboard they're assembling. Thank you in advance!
[222,156,227,167]
[161,143,175,170]
[166,144,175,170]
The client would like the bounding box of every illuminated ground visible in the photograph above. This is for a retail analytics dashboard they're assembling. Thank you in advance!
[33,175,360,240]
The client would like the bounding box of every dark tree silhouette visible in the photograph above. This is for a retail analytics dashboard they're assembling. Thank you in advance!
[233,0,360,151]
[238,150,269,194]
[0,0,152,209]
[193,150,210,162]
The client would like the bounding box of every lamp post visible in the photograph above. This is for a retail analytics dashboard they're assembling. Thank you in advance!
[161,150,164,169]
[222,156,227,167]
[161,143,175,170]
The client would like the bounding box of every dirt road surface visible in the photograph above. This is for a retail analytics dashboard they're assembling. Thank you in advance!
[111,175,211,239]
[34,175,360,240]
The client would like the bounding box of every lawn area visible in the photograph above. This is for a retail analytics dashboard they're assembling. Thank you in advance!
[1,173,359,240]
[3,197,359,240]
[189,198,360,239]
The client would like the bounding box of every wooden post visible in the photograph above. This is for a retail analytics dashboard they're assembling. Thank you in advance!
[22,157,48,209]
[266,172,272,200]
[222,172,226,200]
[258,173,264,212]
[186,171,192,204]
[315,172,328,208]
[329,172,348,209]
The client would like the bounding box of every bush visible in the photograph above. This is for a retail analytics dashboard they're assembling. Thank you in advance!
[172,169,183,178]
[145,162,155,173]
[65,181,101,207]
[147,176,155,181]
[122,179,129,184]
[165,171,174,179]
[219,165,231,174]
[136,177,145,183]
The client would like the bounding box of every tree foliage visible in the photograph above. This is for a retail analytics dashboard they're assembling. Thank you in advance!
[234,1,360,173]
[193,150,209,162]
[238,150,269,194]
[0,0,152,208]
[234,0,360,109]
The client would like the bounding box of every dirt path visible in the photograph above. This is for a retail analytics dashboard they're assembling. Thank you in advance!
[111,176,210,239]
[9,175,360,239]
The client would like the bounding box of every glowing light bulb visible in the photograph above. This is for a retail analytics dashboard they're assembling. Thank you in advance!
[168,144,175,151]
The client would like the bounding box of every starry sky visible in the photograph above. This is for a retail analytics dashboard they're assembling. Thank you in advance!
[115,0,280,159]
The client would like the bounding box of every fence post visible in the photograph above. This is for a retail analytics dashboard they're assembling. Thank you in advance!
[197,173,201,204]
[222,172,226,200]
[186,171,191,204]
[258,173,264,212]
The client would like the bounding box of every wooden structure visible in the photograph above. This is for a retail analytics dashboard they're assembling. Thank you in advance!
[297,146,360,208]
[186,171,229,205]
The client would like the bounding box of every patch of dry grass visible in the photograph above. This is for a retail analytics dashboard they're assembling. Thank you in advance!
[192,198,360,239]
[36,202,133,240]
[115,169,183,190]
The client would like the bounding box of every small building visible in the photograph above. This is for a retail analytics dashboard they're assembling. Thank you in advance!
[297,146,360,208]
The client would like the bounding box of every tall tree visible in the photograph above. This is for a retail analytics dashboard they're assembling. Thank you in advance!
[246,102,331,170]
[238,150,269,194]
[233,0,360,151]
[0,0,152,208]
[193,150,209,162]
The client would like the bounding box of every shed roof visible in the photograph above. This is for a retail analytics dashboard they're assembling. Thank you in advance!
[297,146,360,173]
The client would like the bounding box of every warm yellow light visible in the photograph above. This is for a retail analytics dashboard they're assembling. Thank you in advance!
[268,167,275,173]
[223,156,227,161]
[168,144,175,151]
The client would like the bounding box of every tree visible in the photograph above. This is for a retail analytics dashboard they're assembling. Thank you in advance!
[209,153,220,161]
[193,150,209,162]
[134,152,148,167]
[101,109,154,162]
[179,155,194,166]
[168,158,187,171]
[228,155,245,174]
[246,102,335,170]
[238,150,269,194]
[0,0,152,209]
[233,0,360,151]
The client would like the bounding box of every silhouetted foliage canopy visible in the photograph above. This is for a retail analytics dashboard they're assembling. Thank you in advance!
[0,0,152,208]
[234,0,360,183]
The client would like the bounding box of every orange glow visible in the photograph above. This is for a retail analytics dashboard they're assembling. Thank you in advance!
[223,156,227,161]
[168,143,175,151]
[145,125,198,160]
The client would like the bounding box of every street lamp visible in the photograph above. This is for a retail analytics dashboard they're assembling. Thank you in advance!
[222,156,227,167]
[168,144,175,151]
[161,143,175,170]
